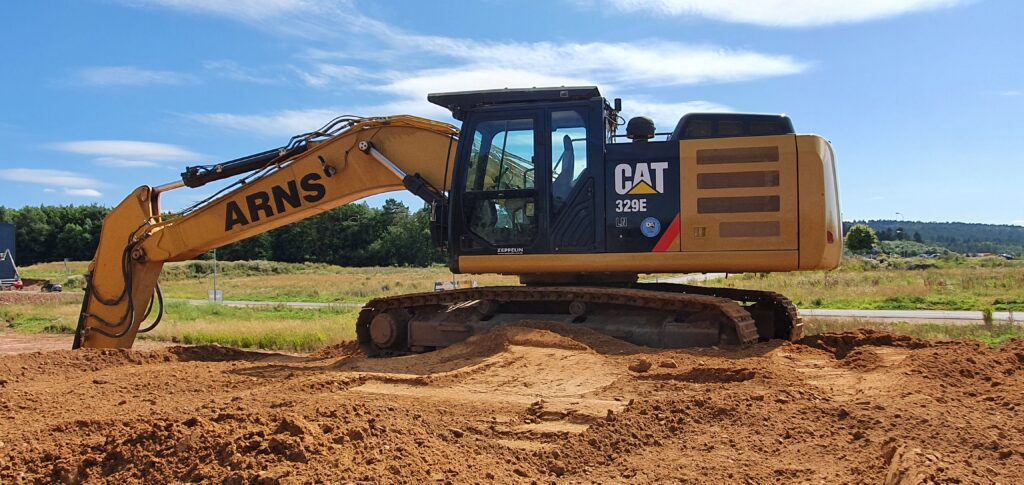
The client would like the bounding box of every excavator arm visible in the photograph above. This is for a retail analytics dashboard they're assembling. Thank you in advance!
[73,115,458,349]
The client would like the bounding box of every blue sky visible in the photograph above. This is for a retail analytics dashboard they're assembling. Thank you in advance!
[1,0,1021,225]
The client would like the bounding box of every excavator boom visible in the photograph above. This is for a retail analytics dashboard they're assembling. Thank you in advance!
[74,116,458,349]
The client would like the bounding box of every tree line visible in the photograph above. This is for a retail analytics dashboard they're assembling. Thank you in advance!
[2,205,1021,266]
[843,220,1024,256]
[0,200,444,267]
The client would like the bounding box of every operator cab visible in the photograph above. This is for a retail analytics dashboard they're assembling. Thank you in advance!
[427,86,797,268]
[429,87,613,267]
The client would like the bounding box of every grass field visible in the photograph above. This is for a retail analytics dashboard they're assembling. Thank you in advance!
[2,297,1019,351]
[5,256,1021,351]
[0,297,357,352]
[19,260,519,302]
[19,257,1022,311]
[159,266,517,303]
[802,318,1024,347]
[700,257,1024,312]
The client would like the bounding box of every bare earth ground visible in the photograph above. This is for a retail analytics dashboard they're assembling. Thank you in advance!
[1,324,1022,484]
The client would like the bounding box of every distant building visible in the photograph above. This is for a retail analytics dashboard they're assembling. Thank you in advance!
[0,222,15,281]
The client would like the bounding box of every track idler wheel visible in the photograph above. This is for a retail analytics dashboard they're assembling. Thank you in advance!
[358,309,409,356]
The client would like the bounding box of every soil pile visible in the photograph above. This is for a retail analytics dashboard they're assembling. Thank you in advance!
[1,326,1022,483]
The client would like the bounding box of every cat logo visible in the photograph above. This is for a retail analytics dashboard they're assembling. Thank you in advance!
[614,162,668,195]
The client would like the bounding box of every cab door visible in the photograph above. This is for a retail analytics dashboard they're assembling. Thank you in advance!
[452,110,545,255]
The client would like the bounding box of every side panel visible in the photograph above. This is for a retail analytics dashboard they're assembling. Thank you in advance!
[797,135,842,270]
[604,142,681,253]
[679,135,799,252]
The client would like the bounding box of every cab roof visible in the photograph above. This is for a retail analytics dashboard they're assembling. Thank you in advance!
[427,86,602,120]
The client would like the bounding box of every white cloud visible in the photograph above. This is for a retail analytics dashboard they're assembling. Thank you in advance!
[129,0,806,90]
[434,41,805,87]
[188,100,451,137]
[597,0,967,27]
[93,157,163,168]
[202,60,285,85]
[299,39,805,100]
[125,0,315,20]
[998,90,1022,97]
[64,188,104,198]
[204,39,800,137]
[0,168,104,189]
[294,64,371,88]
[74,66,197,87]
[54,140,202,161]
[142,0,800,138]
[124,0,353,37]
[42,188,57,193]
[188,108,341,137]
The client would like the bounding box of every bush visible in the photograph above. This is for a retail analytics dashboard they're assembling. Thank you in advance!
[159,260,333,280]
[879,240,950,257]
[63,274,86,290]
[845,224,879,253]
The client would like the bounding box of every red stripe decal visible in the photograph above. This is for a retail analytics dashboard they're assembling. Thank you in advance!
[653,214,681,252]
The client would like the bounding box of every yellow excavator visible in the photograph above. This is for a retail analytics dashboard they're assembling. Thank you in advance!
[73,86,841,355]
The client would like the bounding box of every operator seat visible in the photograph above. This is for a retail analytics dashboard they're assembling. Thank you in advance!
[551,134,575,210]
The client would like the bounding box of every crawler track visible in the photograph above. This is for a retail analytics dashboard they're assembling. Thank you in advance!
[640,283,802,341]
[357,285,762,356]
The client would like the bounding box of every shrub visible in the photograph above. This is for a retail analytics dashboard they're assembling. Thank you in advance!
[845,224,879,253]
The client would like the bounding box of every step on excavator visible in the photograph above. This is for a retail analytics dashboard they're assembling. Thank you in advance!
[73,86,841,355]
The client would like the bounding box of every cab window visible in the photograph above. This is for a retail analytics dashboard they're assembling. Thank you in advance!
[550,110,588,215]
[463,118,538,247]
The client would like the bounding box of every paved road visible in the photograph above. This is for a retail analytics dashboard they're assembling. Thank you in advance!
[801,308,1019,323]
[176,297,1019,323]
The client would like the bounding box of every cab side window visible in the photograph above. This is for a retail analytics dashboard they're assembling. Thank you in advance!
[550,110,588,215]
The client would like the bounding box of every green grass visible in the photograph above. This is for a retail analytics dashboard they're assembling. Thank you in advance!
[3,296,1019,351]
[0,299,358,352]
[23,260,519,303]
[156,265,517,303]
[14,255,1024,318]
[0,300,79,334]
[804,318,1024,346]
[142,301,358,352]
[702,257,1024,312]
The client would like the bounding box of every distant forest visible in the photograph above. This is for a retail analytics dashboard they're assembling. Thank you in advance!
[0,201,443,267]
[843,220,1024,256]
[1,205,1021,266]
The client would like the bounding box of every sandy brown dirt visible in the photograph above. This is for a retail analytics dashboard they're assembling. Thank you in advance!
[1,325,1023,484]
[0,331,170,356]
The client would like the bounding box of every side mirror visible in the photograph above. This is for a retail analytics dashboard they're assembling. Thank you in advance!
[613,98,622,112]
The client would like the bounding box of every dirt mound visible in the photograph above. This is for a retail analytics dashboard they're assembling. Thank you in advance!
[799,328,930,358]
[0,345,282,386]
[309,340,361,359]
[423,320,644,360]
[3,329,1024,483]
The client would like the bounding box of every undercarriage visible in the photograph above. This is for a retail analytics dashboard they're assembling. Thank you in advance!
[356,283,800,356]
